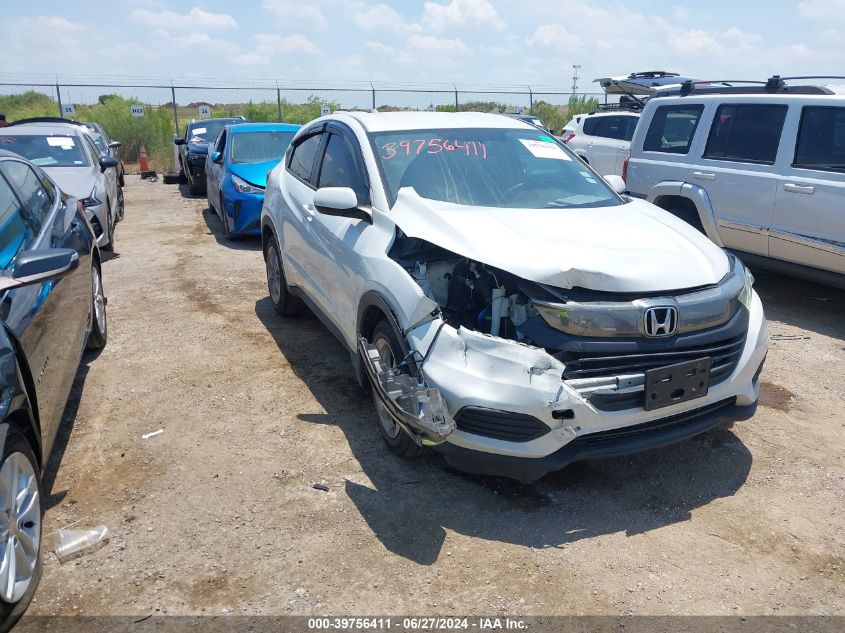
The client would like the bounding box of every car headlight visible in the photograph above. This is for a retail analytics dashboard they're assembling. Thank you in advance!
[231,174,264,194]
[79,188,101,208]
[738,263,755,309]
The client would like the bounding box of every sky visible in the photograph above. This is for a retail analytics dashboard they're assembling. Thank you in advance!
[1,0,844,90]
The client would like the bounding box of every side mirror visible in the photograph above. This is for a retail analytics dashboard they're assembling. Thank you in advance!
[313,187,371,223]
[604,175,626,194]
[99,156,119,172]
[174,138,186,146]
[108,141,122,149]
[0,249,79,292]
[210,151,222,163]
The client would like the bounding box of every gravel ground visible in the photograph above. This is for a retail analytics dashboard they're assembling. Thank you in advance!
[23,176,844,619]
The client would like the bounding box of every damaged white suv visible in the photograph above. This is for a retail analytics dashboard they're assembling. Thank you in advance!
[261,112,768,482]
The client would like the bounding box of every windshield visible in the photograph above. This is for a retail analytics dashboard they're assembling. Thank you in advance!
[0,134,89,167]
[369,128,621,209]
[186,121,230,142]
[230,131,296,164]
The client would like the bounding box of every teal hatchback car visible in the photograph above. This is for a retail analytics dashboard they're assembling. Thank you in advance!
[205,123,300,238]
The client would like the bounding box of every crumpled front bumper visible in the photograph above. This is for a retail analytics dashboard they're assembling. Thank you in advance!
[405,290,768,478]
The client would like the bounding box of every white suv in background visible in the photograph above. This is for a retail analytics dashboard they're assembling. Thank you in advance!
[625,78,845,287]
[562,109,640,176]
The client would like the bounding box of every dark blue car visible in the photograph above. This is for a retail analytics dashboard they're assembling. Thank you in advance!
[175,117,247,195]
[0,149,107,629]
[205,123,300,238]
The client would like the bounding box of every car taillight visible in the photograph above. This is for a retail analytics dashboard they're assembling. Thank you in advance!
[563,133,575,143]
[622,154,630,183]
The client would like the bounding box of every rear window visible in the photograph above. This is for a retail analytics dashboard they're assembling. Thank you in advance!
[793,106,845,173]
[0,134,89,167]
[643,105,704,154]
[704,104,787,164]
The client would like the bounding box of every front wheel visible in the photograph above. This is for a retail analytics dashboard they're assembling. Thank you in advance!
[0,431,44,633]
[219,195,231,239]
[86,264,107,350]
[115,187,125,222]
[265,241,303,317]
[100,206,114,252]
[370,319,425,459]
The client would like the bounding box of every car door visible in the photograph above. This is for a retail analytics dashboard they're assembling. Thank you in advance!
[304,125,372,343]
[82,134,116,218]
[770,104,845,273]
[614,114,639,174]
[586,116,625,176]
[278,126,325,298]
[690,101,788,256]
[0,161,89,441]
[207,129,227,211]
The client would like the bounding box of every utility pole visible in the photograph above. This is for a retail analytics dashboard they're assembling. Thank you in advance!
[571,64,581,94]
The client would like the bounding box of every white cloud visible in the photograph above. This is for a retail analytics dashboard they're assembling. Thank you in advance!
[422,0,504,29]
[129,6,238,30]
[232,33,321,65]
[408,33,471,55]
[797,0,845,19]
[365,41,395,55]
[261,0,327,29]
[352,3,414,31]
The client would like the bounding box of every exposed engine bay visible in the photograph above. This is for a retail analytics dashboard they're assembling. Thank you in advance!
[389,235,549,345]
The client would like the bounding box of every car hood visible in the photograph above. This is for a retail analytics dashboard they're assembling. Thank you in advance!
[388,188,730,293]
[228,159,281,188]
[187,141,210,155]
[42,167,95,199]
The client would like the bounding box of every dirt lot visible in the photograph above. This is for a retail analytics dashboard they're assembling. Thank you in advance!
[24,176,844,618]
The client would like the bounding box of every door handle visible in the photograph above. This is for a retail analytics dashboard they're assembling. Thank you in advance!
[303,203,315,220]
[692,171,716,181]
[783,183,815,195]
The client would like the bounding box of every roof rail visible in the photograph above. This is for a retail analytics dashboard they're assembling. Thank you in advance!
[657,76,833,98]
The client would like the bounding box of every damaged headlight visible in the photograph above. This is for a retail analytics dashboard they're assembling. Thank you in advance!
[738,263,755,310]
[79,187,101,208]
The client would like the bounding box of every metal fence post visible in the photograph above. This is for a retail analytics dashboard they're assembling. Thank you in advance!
[171,84,180,135]
[528,86,534,114]
[370,82,376,111]
[454,84,459,112]
[276,83,283,122]
[55,83,63,118]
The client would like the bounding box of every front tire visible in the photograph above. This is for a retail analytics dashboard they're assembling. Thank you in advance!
[101,206,114,252]
[265,240,303,317]
[86,264,107,350]
[219,195,231,239]
[370,319,425,459]
[115,187,125,222]
[0,431,44,633]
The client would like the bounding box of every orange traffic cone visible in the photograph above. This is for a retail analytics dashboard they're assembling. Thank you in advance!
[139,144,156,179]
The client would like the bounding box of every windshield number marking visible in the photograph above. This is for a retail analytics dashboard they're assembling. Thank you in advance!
[380,138,487,160]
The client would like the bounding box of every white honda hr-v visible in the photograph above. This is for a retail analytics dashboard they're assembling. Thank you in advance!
[261,111,768,482]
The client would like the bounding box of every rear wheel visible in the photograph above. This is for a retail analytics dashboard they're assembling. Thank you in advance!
[370,319,425,459]
[86,264,107,350]
[265,241,303,317]
[0,431,43,633]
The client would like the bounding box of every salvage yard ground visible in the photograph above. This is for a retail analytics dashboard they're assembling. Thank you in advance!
[23,177,845,618]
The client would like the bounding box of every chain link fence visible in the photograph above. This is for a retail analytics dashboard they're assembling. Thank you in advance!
[0,81,609,170]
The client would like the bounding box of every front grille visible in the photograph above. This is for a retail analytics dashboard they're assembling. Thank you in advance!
[571,397,736,446]
[562,334,746,411]
[454,407,550,442]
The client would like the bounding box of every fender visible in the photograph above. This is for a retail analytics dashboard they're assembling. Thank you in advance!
[354,291,416,387]
[647,181,724,247]
[261,216,278,256]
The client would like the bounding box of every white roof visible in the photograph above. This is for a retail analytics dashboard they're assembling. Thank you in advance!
[2,123,84,136]
[339,111,534,133]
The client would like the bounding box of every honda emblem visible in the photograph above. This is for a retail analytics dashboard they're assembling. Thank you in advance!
[644,306,678,337]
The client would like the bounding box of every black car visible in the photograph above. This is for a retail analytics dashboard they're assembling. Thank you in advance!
[175,117,246,195]
[0,149,107,631]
